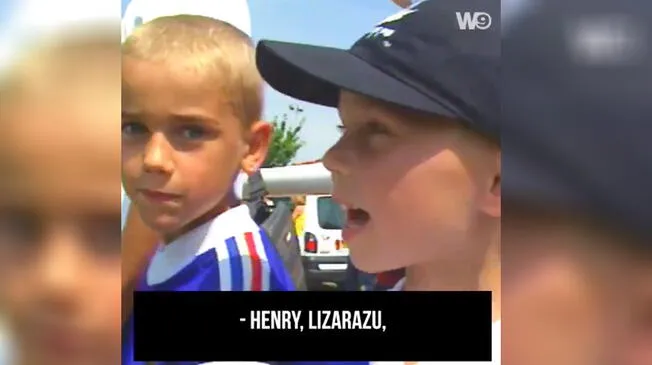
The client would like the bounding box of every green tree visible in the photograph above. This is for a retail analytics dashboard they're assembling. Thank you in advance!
[263,104,305,167]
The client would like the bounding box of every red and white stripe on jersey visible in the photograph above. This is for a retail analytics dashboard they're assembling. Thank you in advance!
[214,229,271,291]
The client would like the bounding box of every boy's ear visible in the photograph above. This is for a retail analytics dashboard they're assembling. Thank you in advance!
[241,120,273,175]
[482,151,501,218]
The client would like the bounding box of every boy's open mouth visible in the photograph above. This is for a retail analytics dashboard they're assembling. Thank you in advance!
[346,207,371,227]
[343,205,371,242]
[340,203,371,242]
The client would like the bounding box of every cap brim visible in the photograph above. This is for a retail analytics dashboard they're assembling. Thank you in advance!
[256,40,457,118]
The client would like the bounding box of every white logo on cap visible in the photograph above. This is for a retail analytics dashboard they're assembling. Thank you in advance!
[377,9,418,27]
[364,1,425,46]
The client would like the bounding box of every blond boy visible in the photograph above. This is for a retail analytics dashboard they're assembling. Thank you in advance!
[257,0,500,363]
[121,14,296,364]
[0,36,121,365]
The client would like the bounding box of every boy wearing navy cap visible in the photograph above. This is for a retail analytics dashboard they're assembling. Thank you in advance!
[258,0,500,291]
[257,1,501,362]
[257,0,501,362]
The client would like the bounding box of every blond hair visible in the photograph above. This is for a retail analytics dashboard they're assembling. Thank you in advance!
[122,15,263,126]
[1,34,120,121]
[0,34,120,176]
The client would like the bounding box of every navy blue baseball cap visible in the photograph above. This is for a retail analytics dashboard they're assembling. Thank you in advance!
[502,0,652,240]
[256,0,500,142]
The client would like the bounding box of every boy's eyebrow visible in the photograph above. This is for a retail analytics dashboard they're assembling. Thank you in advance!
[120,110,220,124]
[168,113,220,124]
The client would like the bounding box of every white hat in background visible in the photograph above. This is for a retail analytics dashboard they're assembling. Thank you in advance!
[121,0,252,42]
[12,0,119,40]
[0,0,119,77]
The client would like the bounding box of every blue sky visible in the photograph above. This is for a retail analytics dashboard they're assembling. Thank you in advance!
[0,0,14,25]
[0,0,399,161]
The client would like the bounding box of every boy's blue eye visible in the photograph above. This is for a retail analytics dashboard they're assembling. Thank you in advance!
[121,122,147,136]
[82,215,122,256]
[180,125,206,140]
[0,210,42,250]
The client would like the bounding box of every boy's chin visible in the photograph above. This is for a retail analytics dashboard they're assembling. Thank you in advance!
[348,229,411,274]
[348,234,386,274]
[141,213,183,236]
[349,254,386,274]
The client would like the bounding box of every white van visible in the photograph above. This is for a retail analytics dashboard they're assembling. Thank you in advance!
[299,194,349,287]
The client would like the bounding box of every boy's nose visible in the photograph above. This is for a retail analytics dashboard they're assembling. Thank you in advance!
[142,133,174,174]
[323,139,353,176]
[34,226,89,305]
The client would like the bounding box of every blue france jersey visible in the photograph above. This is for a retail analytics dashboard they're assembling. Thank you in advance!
[122,205,296,365]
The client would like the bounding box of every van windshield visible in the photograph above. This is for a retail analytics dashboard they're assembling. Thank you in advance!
[317,196,344,230]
